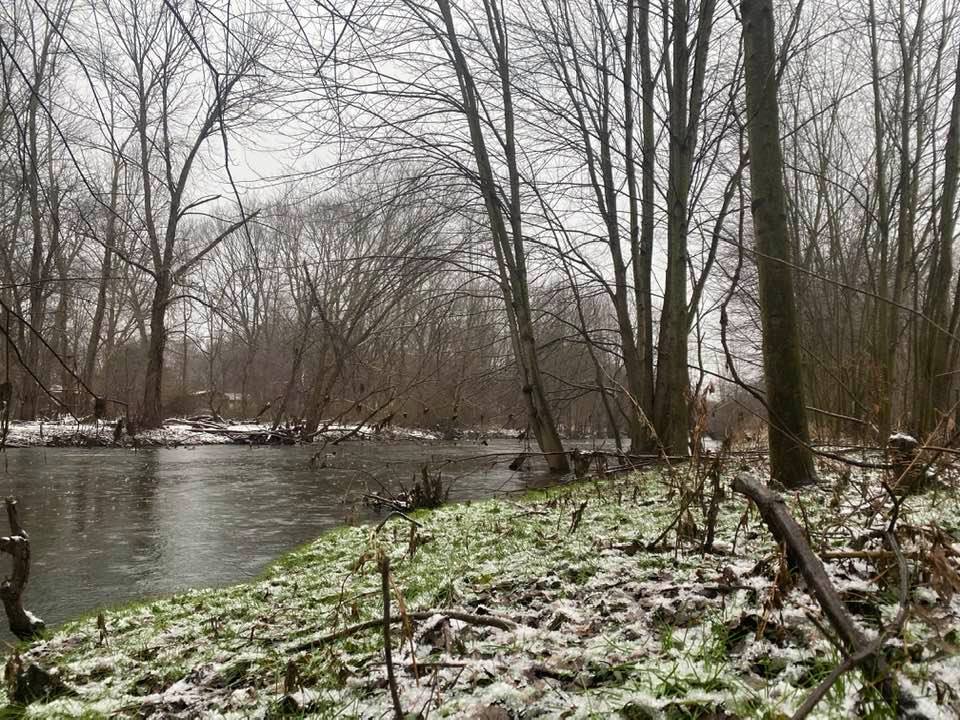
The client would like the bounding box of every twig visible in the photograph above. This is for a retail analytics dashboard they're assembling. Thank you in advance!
[364,493,410,512]
[791,637,885,720]
[376,511,424,533]
[380,555,403,720]
[569,500,588,534]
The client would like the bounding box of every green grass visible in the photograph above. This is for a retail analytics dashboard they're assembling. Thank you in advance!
[5,466,960,718]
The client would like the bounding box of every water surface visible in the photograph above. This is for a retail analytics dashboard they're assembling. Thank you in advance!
[0,439,563,642]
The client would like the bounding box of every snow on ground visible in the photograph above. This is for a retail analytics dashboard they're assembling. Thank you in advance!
[7,462,960,718]
[0,418,442,447]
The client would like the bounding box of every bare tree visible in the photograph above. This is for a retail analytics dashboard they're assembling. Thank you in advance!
[741,0,816,487]
[91,0,267,426]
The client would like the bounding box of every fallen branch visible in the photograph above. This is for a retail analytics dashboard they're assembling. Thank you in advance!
[791,529,910,720]
[733,473,912,715]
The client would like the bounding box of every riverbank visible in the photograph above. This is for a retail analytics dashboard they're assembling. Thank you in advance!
[5,465,960,718]
[0,419,463,448]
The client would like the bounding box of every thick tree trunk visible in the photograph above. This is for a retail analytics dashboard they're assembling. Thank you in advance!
[916,48,960,438]
[141,273,170,429]
[654,0,716,458]
[741,0,817,488]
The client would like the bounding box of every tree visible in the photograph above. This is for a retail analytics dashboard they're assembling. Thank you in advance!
[652,0,718,457]
[916,45,960,438]
[431,0,569,470]
[93,0,266,427]
[741,0,817,487]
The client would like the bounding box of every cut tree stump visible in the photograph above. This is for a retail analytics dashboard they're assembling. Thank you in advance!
[886,433,923,494]
[0,497,44,640]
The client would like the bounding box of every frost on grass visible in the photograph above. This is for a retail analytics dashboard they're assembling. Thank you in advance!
[6,463,960,719]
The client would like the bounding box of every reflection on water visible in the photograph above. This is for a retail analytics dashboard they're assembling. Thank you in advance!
[0,439,560,641]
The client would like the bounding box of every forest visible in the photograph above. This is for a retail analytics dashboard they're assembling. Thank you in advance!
[0,0,955,463]
[1,0,960,717]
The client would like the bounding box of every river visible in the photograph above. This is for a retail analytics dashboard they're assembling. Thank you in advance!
[0,438,581,643]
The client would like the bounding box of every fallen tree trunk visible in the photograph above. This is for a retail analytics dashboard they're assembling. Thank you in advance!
[0,497,45,640]
[732,473,913,716]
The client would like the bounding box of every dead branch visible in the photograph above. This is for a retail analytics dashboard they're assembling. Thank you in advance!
[0,498,44,640]
[791,529,910,720]
[733,473,912,714]
[375,511,424,533]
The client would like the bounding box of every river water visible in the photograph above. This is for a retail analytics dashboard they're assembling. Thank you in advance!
[0,438,570,642]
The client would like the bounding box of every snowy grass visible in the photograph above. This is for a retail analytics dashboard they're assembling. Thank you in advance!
[4,462,960,718]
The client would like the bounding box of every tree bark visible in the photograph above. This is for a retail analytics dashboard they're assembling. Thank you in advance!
[741,0,816,488]
[141,272,171,429]
[0,498,44,640]
[916,46,960,438]
[653,0,716,457]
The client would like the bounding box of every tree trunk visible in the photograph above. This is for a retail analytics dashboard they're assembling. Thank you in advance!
[83,156,123,395]
[141,273,170,428]
[741,0,817,488]
[22,84,46,421]
[880,1,924,437]
[916,47,960,438]
[634,0,657,447]
[653,0,715,457]
[435,0,568,471]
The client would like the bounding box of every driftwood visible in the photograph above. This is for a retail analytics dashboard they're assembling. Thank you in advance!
[167,418,300,444]
[732,474,912,716]
[0,497,44,640]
